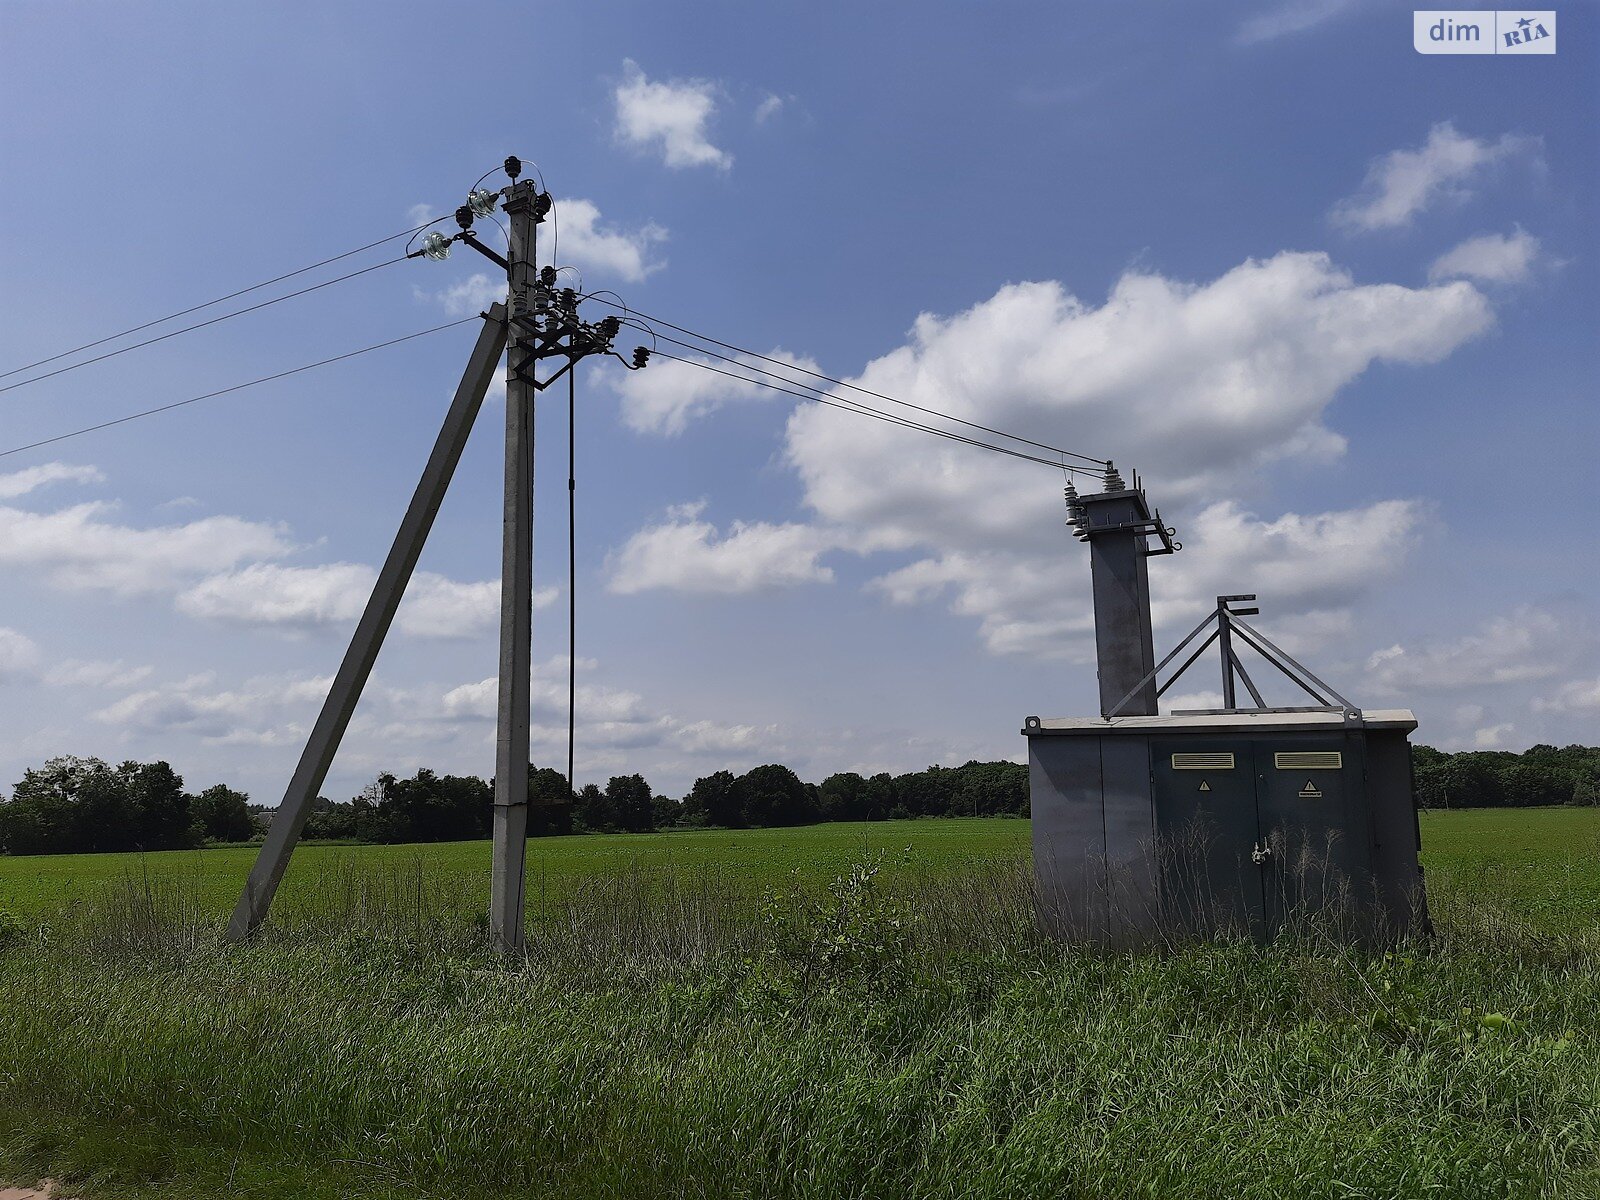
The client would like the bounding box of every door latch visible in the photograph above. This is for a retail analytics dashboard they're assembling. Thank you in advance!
[1251,841,1273,866]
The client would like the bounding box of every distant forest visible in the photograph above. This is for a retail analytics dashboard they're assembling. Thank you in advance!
[0,743,1596,855]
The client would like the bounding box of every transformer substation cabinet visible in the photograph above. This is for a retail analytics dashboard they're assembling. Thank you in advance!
[1025,472,1427,943]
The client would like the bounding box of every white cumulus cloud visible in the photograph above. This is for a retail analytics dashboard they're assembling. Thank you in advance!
[1332,122,1538,232]
[754,252,1489,658]
[1429,227,1542,284]
[0,628,41,680]
[1366,605,1585,693]
[1534,678,1600,714]
[175,562,553,639]
[1473,722,1515,749]
[609,505,837,595]
[552,198,667,282]
[0,462,104,499]
[0,501,293,596]
[603,252,1491,661]
[93,672,334,746]
[614,59,731,170]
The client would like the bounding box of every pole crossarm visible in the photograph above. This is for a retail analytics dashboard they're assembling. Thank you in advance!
[226,305,509,940]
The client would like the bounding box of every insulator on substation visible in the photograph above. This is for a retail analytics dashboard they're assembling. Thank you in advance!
[598,315,621,340]
[1063,481,1085,527]
[1102,461,1125,491]
[454,204,474,231]
[539,266,558,288]
[559,287,577,314]
[631,346,651,369]
[504,155,522,180]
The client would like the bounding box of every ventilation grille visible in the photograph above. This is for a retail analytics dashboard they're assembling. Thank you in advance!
[1171,752,1235,770]
[1275,751,1342,771]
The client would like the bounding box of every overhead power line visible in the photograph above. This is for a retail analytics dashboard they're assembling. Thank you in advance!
[584,295,1109,469]
[0,257,411,398]
[0,317,479,460]
[643,331,1101,477]
[651,349,1101,477]
[0,219,443,384]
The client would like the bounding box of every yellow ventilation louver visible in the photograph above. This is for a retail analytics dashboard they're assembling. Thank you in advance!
[1275,751,1343,771]
[1171,753,1235,770]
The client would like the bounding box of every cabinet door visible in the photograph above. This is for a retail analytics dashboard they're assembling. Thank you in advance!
[1253,735,1373,931]
[1151,739,1264,937]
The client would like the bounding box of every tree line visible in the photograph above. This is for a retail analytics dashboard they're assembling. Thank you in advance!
[2,743,1596,855]
[0,754,1027,854]
[1412,743,1600,809]
[292,756,1028,844]
[0,756,253,855]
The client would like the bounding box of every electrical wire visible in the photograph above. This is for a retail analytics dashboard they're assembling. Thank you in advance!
[582,295,1109,468]
[0,257,409,398]
[651,349,1102,476]
[641,328,1104,474]
[0,220,444,384]
[567,366,577,796]
[0,316,480,460]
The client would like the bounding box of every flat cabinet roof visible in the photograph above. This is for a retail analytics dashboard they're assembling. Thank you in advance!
[1022,709,1418,737]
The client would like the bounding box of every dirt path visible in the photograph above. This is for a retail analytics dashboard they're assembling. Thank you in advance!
[0,1183,64,1199]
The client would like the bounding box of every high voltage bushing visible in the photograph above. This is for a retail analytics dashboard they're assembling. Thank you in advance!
[1063,480,1085,530]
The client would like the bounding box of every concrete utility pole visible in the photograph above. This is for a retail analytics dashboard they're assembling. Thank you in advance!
[225,159,638,946]
[227,307,508,940]
[488,179,541,953]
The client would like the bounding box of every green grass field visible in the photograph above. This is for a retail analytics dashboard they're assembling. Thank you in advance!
[0,817,1031,918]
[3,808,1595,927]
[1,810,1597,1199]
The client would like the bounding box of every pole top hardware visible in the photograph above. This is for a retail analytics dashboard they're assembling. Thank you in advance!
[1067,478,1181,556]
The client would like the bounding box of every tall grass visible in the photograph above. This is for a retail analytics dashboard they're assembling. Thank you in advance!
[1,853,1596,1199]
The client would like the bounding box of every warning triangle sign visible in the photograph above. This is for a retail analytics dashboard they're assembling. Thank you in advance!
[1199,780,1211,792]
[1299,780,1322,798]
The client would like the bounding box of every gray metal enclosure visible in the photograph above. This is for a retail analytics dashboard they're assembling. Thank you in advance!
[1025,709,1427,943]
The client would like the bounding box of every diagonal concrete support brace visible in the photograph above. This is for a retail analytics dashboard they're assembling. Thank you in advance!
[226,305,508,940]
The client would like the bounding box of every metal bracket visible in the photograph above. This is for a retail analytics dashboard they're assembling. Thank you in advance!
[1106,594,1358,718]
[1074,514,1181,556]
[460,232,510,271]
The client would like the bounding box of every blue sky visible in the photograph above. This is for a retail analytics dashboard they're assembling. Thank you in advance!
[0,1,1595,803]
